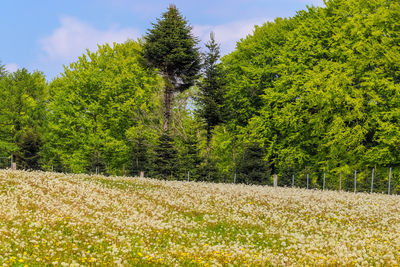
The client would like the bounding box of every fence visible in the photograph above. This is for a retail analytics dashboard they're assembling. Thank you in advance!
[2,159,400,195]
[229,166,400,195]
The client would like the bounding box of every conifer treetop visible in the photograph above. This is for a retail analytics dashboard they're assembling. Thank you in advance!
[143,4,201,91]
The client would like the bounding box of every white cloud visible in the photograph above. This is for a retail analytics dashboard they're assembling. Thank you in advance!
[5,63,19,73]
[300,0,325,6]
[39,16,139,62]
[193,17,267,55]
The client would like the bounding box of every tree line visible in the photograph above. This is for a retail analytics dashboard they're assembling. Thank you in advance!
[1,0,400,193]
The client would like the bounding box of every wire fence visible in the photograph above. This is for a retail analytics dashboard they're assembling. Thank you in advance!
[1,159,400,195]
[234,166,399,195]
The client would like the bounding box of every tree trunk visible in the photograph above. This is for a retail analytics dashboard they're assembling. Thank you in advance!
[206,126,211,163]
[163,80,174,132]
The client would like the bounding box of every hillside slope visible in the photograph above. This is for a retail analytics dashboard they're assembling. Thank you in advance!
[0,170,400,265]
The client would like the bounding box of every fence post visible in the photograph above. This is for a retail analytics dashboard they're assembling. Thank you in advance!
[388,167,392,195]
[354,170,357,193]
[187,171,190,182]
[292,174,294,187]
[140,171,144,178]
[273,174,278,188]
[11,162,16,170]
[234,172,236,184]
[307,174,309,189]
[371,168,374,193]
[323,173,326,191]
[339,172,342,191]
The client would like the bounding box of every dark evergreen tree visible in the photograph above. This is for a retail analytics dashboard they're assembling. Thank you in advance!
[236,142,270,185]
[198,159,221,182]
[153,134,178,179]
[16,129,42,170]
[176,132,203,181]
[129,136,151,177]
[88,150,106,175]
[278,165,297,187]
[143,4,201,132]
[196,32,225,162]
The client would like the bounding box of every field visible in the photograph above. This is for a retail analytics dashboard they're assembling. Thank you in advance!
[1,170,400,266]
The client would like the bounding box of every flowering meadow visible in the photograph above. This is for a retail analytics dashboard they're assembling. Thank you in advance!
[1,170,400,266]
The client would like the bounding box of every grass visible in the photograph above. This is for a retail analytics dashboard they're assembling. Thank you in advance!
[0,169,400,266]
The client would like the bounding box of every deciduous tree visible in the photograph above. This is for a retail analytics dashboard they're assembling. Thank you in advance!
[0,68,47,169]
[44,41,161,174]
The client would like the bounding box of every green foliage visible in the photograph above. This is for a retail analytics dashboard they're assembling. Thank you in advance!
[143,4,201,132]
[2,1,400,193]
[219,0,400,188]
[152,133,178,179]
[127,133,153,177]
[17,128,42,170]
[166,86,205,181]
[44,41,162,174]
[236,142,270,185]
[0,68,47,168]
[196,33,226,164]
[143,4,201,91]
[196,33,225,130]
[0,61,6,77]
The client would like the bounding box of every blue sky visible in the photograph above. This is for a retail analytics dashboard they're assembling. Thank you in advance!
[1,0,324,80]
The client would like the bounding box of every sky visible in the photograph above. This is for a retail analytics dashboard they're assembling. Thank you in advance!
[1,0,324,80]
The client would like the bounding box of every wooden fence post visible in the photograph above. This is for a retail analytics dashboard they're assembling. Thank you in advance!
[388,167,392,195]
[273,174,278,188]
[354,170,357,193]
[371,168,374,193]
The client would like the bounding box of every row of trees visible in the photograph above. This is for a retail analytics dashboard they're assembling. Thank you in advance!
[1,0,400,192]
[0,5,230,182]
[220,0,400,184]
